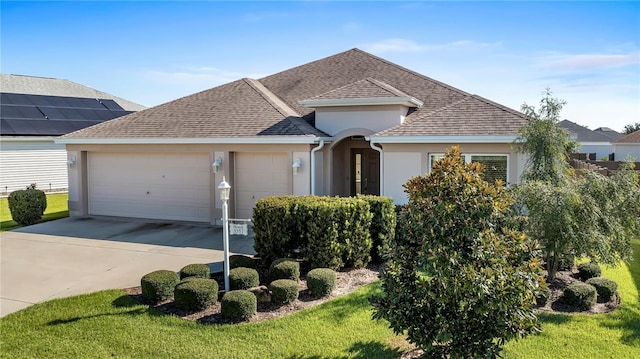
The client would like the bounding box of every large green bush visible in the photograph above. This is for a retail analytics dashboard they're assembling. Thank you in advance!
[269,258,300,281]
[371,147,544,358]
[586,277,617,302]
[564,283,597,310]
[229,267,260,290]
[358,195,396,263]
[270,279,299,305]
[306,268,336,298]
[221,290,257,322]
[179,263,210,280]
[173,278,218,312]
[253,196,374,270]
[140,270,179,303]
[8,184,47,226]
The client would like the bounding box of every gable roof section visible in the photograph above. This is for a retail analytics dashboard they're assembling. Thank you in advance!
[1,74,145,111]
[373,95,527,138]
[62,78,326,140]
[559,120,613,143]
[260,48,469,119]
[307,78,411,100]
[613,129,640,143]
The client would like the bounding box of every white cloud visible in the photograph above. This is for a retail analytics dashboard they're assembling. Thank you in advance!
[362,38,502,53]
[541,52,639,71]
[140,66,265,86]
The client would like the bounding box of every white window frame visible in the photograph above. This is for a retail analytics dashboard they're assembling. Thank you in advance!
[428,153,510,183]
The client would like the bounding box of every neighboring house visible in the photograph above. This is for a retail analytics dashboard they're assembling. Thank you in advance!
[59,48,530,223]
[612,130,640,161]
[0,74,145,194]
[559,120,620,160]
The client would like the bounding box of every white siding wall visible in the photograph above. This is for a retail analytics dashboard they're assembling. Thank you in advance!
[0,138,68,194]
[613,143,640,161]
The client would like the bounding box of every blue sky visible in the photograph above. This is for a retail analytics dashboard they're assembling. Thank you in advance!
[2,1,639,132]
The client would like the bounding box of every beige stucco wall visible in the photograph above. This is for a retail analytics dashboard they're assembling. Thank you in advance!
[315,105,408,136]
[378,143,522,204]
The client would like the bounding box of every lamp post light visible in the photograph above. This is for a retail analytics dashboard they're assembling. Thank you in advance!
[218,176,231,293]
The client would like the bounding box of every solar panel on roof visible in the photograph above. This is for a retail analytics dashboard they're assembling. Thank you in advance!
[29,95,54,107]
[38,106,65,120]
[0,119,16,135]
[100,99,125,110]
[4,93,31,106]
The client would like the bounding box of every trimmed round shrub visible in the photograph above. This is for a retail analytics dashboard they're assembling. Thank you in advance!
[229,255,257,269]
[306,268,336,298]
[270,279,299,305]
[577,262,602,281]
[586,277,618,302]
[221,290,257,322]
[179,276,200,284]
[179,263,210,280]
[141,270,179,303]
[174,278,218,312]
[535,287,552,306]
[563,283,597,310]
[270,258,300,281]
[8,185,47,226]
[229,267,260,290]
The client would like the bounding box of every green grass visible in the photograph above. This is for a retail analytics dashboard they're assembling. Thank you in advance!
[0,193,69,231]
[1,239,638,358]
[504,239,640,359]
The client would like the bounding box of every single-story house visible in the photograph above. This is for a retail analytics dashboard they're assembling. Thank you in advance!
[559,120,621,160]
[58,48,530,224]
[0,74,144,194]
[612,130,640,161]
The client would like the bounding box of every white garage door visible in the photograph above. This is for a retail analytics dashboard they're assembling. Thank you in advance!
[88,152,211,222]
[235,152,288,219]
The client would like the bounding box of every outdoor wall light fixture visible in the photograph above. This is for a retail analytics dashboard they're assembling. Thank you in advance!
[212,157,223,173]
[67,156,76,169]
[292,158,302,175]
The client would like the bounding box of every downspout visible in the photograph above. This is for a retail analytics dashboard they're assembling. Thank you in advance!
[310,139,325,195]
[367,137,384,196]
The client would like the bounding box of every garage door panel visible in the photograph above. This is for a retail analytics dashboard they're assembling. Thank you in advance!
[88,152,211,222]
[235,152,288,219]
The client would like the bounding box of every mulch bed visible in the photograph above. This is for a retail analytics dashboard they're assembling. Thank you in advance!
[124,264,380,324]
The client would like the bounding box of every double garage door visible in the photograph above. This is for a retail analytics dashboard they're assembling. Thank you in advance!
[87,151,288,222]
[88,152,211,222]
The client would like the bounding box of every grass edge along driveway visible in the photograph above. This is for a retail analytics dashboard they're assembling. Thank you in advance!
[0,193,69,231]
[0,240,638,358]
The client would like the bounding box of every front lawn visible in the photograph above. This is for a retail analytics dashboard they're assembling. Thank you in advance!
[0,192,69,231]
[1,239,638,358]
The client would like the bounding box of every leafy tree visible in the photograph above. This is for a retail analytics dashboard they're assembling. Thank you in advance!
[623,122,640,135]
[372,147,543,359]
[513,167,640,281]
[513,89,640,282]
[515,88,577,185]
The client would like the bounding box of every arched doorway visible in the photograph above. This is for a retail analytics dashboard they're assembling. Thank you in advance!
[330,132,380,197]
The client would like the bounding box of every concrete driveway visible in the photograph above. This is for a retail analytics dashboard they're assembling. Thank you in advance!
[0,217,255,317]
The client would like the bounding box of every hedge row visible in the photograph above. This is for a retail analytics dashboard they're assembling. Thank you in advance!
[253,195,395,269]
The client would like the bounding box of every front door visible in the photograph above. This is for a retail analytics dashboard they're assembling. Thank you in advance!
[351,148,380,196]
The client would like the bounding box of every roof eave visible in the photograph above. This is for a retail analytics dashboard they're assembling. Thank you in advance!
[369,135,518,144]
[55,136,320,145]
[298,97,423,108]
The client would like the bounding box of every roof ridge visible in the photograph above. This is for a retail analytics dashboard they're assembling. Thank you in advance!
[365,77,411,97]
[613,129,640,143]
[351,48,472,98]
[243,78,300,117]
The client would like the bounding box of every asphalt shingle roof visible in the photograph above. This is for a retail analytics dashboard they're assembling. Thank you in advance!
[63,48,529,140]
[613,130,640,143]
[559,120,614,143]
